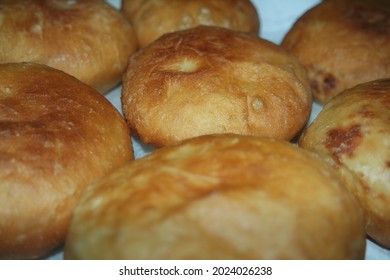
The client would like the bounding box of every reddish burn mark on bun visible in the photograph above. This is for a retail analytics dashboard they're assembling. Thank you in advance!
[308,65,336,94]
[323,74,336,91]
[357,104,375,118]
[386,161,390,169]
[358,109,375,118]
[325,125,363,164]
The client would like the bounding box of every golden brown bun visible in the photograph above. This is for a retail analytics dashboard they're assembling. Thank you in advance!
[64,134,366,260]
[121,0,260,47]
[299,79,390,248]
[0,0,138,94]
[122,26,312,148]
[0,63,134,259]
[281,0,390,104]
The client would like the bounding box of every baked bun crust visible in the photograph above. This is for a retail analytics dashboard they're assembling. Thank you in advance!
[121,0,260,47]
[299,79,390,248]
[64,134,365,260]
[122,26,311,148]
[282,0,390,104]
[0,63,134,259]
[0,0,138,94]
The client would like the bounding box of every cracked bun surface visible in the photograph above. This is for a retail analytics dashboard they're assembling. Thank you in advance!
[0,0,138,94]
[0,63,134,259]
[64,134,366,260]
[122,26,311,148]
[299,79,390,248]
[121,0,260,47]
[281,0,390,104]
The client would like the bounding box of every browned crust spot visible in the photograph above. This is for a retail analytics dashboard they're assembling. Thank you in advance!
[358,108,375,118]
[345,2,390,35]
[325,125,363,164]
[308,65,337,97]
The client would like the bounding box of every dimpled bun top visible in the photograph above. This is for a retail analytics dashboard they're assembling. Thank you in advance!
[122,26,312,148]
[282,0,390,104]
[64,134,365,260]
[0,63,134,259]
[121,0,260,47]
[0,0,138,94]
[299,79,390,248]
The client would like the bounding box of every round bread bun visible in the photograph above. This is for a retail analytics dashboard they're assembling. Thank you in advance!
[299,79,390,249]
[0,0,138,94]
[0,62,134,259]
[121,0,260,48]
[122,26,312,148]
[281,0,390,104]
[64,134,365,260]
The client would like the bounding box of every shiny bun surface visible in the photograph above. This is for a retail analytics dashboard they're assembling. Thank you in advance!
[122,0,260,47]
[65,134,365,260]
[122,26,311,147]
[299,79,390,248]
[0,63,133,259]
[0,0,138,93]
[282,0,390,104]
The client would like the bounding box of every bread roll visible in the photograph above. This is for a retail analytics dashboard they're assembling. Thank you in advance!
[122,26,312,148]
[0,62,134,259]
[282,0,390,104]
[121,0,260,47]
[64,134,365,260]
[299,79,390,248]
[0,0,138,94]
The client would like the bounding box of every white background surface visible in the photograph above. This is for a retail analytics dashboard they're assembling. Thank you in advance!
[48,0,390,260]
